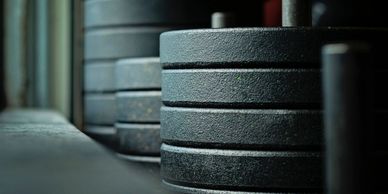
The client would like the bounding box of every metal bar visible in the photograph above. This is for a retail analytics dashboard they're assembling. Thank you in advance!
[282,0,311,26]
[211,12,235,28]
[322,43,372,194]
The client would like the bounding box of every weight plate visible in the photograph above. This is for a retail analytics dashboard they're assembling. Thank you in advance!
[84,94,116,125]
[115,122,161,156]
[84,0,209,28]
[160,27,388,68]
[116,91,161,123]
[162,180,320,194]
[84,60,115,92]
[84,125,117,149]
[84,0,262,29]
[161,144,322,190]
[85,27,174,60]
[162,69,321,108]
[117,153,161,164]
[115,57,161,90]
[161,106,322,149]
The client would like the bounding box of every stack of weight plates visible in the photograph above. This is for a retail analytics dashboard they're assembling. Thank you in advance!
[115,58,162,164]
[160,27,388,193]
[83,0,262,151]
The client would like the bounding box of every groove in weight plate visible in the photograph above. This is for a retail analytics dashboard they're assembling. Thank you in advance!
[85,27,176,60]
[115,122,161,156]
[84,125,117,149]
[84,60,115,92]
[161,144,323,190]
[162,180,320,194]
[160,27,388,68]
[115,57,161,90]
[116,91,161,123]
[162,69,321,108]
[161,106,322,149]
[84,94,116,125]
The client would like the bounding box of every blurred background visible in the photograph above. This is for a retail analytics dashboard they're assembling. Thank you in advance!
[0,0,78,125]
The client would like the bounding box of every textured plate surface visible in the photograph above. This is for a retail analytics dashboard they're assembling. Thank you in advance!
[161,106,322,149]
[116,122,161,155]
[85,27,174,60]
[84,60,115,92]
[160,27,388,68]
[84,93,116,125]
[116,91,161,123]
[84,125,117,149]
[161,144,323,190]
[162,69,321,107]
[115,57,161,90]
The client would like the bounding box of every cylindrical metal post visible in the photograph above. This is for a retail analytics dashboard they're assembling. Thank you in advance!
[282,0,312,26]
[322,43,372,194]
[211,12,235,28]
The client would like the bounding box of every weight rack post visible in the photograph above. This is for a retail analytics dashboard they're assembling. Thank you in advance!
[282,0,312,27]
[322,43,372,194]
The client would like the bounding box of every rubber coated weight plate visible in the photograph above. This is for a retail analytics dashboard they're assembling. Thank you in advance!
[84,94,116,125]
[160,27,388,68]
[116,153,165,192]
[84,60,115,92]
[84,0,262,28]
[116,91,161,123]
[161,144,322,190]
[84,0,210,28]
[85,27,174,60]
[162,181,320,194]
[84,125,117,149]
[117,153,161,164]
[161,106,322,149]
[162,69,321,108]
[115,122,161,156]
[115,57,161,90]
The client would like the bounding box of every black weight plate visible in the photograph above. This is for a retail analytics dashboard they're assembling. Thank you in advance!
[116,153,166,193]
[160,27,388,68]
[117,153,161,164]
[115,57,161,90]
[84,0,262,29]
[84,125,117,149]
[161,144,322,190]
[161,106,322,149]
[85,27,173,60]
[116,91,161,123]
[162,180,320,194]
[84,0,209,28]
[84,60,115,92]
[84,94,116,125]
[115,122,161,156]
[162,69,321,108]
